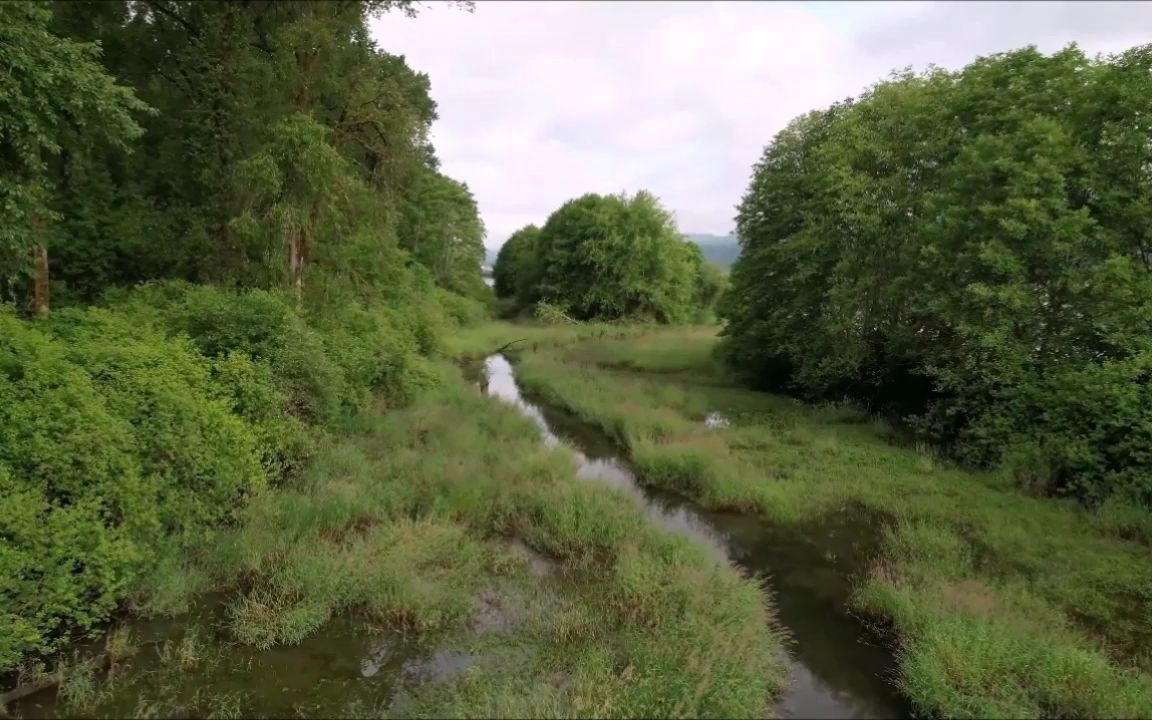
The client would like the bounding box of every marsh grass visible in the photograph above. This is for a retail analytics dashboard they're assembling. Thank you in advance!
[56,654,110,713]
[156,628,207,671]
[104,628,136,666]
[511,325,1152,718]
[61,358,785,719]
[444,321,705,362]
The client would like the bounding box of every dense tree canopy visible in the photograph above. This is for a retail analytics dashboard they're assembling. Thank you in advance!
[492,223,541,303]
[721,43,1152,506]
[493,191,714,323]
[0,0,486,672]
[0,1,149,308]
[397,167,487,298]
[0,0,485,306]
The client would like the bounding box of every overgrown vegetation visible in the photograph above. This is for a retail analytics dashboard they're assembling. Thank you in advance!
[1,8,776,717]
[0,279,462,672]
[720,43,1152,508]
[17,365,786,718]
[508,326,1152,718]
[492,191,725,323]
[0,0,489,675]
[8,1,1152,715]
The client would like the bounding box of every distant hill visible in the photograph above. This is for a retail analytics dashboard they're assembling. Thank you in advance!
[684,233,740,268]
[485,233,741,269]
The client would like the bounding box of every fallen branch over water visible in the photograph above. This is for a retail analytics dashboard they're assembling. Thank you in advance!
[494,338,529,354]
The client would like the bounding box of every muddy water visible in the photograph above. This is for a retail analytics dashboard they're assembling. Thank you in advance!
[483,354,908,719]
[7,600,487,719]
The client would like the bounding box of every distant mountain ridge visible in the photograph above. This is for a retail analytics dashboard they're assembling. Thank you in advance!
[683,233,740,268]
[484,232,741,268]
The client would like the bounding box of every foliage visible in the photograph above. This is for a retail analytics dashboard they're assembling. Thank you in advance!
[0,303,267,668]
[686,244,728,322]
[491,223,541,302]
[514,327,1152,718]
[232,112,366,293]
[495,191,710,324]
[0,0,149,300]
[27,0,485,300]
[533,301,581,326]
[0,271,474,671]
[0,0,491,675]
[398,168,488,298]
[720,43,1152,506]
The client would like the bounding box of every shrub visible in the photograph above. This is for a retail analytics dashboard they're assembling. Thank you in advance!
[0,310,163,665]
[125,283,349,425]
[45,307,267,534]
[970,354,1152,506]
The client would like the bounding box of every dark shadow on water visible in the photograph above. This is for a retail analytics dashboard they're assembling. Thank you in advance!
[483,354,910,719]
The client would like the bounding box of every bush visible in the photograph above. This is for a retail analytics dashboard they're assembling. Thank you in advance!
[0,306,264,666]
[971,355,1152,506]
[117,281,444,423]
[0,277,453,671]
[0,277,449,672]
[208,351,313,483]
[118,283,349,425]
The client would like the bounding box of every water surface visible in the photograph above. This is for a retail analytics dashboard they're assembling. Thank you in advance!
[483,354,907,719]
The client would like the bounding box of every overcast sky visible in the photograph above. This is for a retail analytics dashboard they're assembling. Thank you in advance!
[370,1,1152,248]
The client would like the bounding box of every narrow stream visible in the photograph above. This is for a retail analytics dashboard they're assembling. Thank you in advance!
[9,355,906,719]
[482,354,908,719]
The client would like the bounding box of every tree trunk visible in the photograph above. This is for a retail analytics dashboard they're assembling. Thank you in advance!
[33,245,49,317]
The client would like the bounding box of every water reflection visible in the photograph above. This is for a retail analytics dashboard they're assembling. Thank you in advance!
[483,354,907,720]
[360,637,396,679]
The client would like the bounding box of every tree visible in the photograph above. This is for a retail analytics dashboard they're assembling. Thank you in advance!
[232,113,366,296]
[0,0,149,313]
[35,0,482,298]
[721,42,1152,505]
[397,168,487,297]
[492,224,542,301]
[525,191,700,323]
[691,251,728,320]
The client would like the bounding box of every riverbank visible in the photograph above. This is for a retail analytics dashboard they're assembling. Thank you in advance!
[482,322,1152,718]
[6,359,784,718]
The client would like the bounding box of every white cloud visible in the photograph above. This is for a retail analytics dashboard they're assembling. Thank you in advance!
[370,0,1152,247]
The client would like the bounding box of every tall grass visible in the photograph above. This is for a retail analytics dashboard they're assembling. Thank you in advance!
[443,321,699,362]
[115,361,786,718]
[511,325,1152,718]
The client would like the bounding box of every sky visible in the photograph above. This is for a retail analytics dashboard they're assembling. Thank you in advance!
[370,1,1152,248]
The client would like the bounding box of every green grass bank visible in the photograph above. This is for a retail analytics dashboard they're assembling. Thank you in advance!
[6,329,785,717]
[474,322,1152,719]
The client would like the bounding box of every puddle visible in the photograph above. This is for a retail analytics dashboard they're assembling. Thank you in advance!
[483,354,908,719]
[7,609,482,719]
